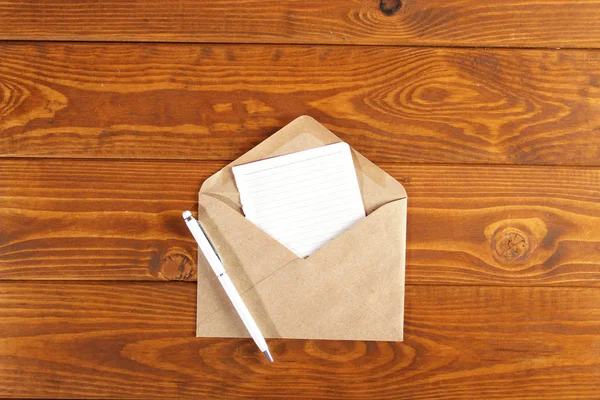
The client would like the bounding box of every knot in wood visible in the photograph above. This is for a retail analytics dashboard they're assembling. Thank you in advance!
[494,230,529,262]
[380,0,402,15]
[159,249,195,281]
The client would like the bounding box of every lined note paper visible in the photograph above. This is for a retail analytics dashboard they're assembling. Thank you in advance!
[232,142,365,258]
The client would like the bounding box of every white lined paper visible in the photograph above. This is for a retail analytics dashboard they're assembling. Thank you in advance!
[232,142,366,258]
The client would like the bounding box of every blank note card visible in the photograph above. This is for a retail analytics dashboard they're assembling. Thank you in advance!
[232,142,365,258]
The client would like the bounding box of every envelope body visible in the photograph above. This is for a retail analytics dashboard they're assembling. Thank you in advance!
[196,116,407,341]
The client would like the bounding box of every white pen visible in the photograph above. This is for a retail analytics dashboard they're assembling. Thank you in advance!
[182,210,274,362]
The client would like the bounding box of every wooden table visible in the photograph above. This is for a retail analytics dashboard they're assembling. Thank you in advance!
[2,1,600,398]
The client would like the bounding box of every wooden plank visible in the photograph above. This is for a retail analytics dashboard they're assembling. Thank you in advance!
[1,282,599,398]
[1,1,600,48]
[2,159,600,285]
[2,43,600,165]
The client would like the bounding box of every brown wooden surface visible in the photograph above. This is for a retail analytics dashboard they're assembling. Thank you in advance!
[2,159,600,286]
[2,0,600,48]
[2,43,600,165]
[1,282,600,399]
[2,1,600,399]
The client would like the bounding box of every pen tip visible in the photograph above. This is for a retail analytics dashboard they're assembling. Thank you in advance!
[263,349,274,363]
[182,210,192,220]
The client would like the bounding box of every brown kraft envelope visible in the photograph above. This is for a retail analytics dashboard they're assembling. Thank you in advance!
[196,116,407,341]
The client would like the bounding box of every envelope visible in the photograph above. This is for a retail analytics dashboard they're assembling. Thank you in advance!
[196,116,407,341]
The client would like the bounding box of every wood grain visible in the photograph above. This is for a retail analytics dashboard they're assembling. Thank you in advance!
[2,159,600,285]
[2,43,600,165]
[1,282,599,399]
[2,1,600,48]
[3,2,600,399]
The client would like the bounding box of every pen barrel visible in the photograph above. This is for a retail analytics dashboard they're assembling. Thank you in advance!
[183,212,268,354]
[218,273,268,351]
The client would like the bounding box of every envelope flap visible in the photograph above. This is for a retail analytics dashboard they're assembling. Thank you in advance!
[199,116,407,215]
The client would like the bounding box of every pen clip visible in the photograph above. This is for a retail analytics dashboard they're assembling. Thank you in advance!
[197,220,223,264]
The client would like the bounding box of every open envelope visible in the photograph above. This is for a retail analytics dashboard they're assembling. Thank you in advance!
[196,116,407,341]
